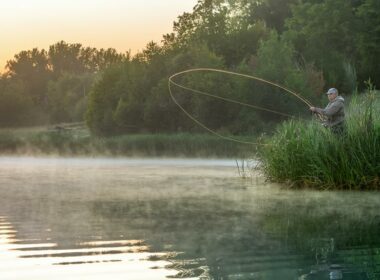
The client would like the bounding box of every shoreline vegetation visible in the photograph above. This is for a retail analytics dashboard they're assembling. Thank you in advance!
[1,91,379,190]
[0,126,255,158]
[1,1,380,189]
[261,90,380,190]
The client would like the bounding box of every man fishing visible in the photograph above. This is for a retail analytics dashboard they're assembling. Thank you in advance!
[310,88,345,134]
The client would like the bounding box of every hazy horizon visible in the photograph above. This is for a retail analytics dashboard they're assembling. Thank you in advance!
[0,0,197,72]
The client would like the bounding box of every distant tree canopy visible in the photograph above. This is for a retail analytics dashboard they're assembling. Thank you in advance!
[1,0,379,135]
[1,41,127,127]
[87,0,380,136]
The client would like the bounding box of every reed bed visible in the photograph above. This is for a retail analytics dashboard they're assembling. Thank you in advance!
[0,129,253,158]
[261,91,380,189]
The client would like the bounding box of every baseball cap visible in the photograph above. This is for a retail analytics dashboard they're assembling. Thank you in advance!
[326,88,338,95]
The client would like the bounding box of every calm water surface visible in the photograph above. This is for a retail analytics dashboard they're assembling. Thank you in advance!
[0,157,379,280]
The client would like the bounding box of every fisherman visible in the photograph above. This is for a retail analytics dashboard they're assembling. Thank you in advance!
[310,88,345,134]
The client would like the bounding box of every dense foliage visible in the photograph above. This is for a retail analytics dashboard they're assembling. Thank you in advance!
[1,0,379,137]
[86,0,380,136]
[0,41,127,126]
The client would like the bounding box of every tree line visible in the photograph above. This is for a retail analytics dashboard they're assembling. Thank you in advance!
[0,41,127,126]
[1,0,379,135]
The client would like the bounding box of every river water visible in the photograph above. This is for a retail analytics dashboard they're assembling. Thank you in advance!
[0,157,379,280]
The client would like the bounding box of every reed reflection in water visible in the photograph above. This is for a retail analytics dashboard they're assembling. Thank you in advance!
[0,157,379,280]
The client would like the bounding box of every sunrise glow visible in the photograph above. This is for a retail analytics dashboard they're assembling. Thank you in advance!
[0,0,197,71]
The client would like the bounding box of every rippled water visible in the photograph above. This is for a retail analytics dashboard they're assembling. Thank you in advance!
[0,157,379,280]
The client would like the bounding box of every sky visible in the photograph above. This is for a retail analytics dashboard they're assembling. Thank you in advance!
[0,0,198,71]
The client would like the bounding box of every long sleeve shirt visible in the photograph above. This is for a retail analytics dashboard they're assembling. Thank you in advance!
[314,96,345,127]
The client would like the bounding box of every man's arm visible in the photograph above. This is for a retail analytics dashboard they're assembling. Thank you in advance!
[315,102,342,117]
[310,102,342,116]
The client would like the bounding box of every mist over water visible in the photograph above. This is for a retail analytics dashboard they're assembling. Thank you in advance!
[0,157,379,279]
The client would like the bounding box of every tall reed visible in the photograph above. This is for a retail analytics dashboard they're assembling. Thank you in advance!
[261,90,380,189]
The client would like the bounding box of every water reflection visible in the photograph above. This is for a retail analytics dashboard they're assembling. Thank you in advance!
[0,218,175,280]
[0,157,379,279]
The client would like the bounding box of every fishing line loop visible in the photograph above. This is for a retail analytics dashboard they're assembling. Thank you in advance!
[168,68,321,145]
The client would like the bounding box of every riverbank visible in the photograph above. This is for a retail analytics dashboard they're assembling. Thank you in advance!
[0,126,255,158]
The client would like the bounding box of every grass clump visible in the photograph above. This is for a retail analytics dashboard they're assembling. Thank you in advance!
[261,89,380,190]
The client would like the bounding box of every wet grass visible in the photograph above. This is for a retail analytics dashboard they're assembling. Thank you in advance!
[261,90,380,190]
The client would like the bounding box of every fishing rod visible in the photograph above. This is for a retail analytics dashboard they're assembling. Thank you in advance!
[168,68,321,145]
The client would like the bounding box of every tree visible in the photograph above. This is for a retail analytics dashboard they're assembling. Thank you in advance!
[93,48,128,71]
[284,0,359,92]
[355,0,380,87]
[47,73,95,123]
[86,60,149,135]
[145,44,232,133]
[6,48,50,106]
[243,32,324,125]
[249,0,298,33]
[48,41,85,77]
[2,41,128,128]
[0,77,37,127]
[86,65,124,135]
[49,41,127,76]
[167,0,270,67]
